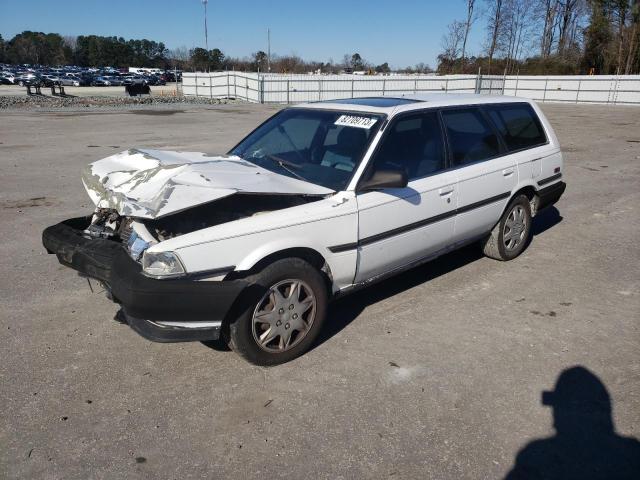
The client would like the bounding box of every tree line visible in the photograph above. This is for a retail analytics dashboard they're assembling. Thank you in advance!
[0,31,424,74]
[0,32,168,68]
[438,0,640,75]
[0,31,410,74]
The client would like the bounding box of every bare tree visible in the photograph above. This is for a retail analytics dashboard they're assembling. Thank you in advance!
[461,0,477,64]
[540,0,560,57]
[167,46,190,68]
[485,0,505,73]
[63,35,77,51]
[500,0,527,73]
[625,0,639,73]
[440,20,466,72]
[557,0,582,55]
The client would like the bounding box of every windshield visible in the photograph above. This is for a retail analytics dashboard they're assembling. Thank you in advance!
[229,108,384,191]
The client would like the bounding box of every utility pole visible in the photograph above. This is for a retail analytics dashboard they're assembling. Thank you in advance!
[202,0,209,51]
[267,28,271,73]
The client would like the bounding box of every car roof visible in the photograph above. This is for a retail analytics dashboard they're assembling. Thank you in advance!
[293,93,533,115]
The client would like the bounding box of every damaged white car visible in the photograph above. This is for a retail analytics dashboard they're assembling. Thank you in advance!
[43,94,565,365]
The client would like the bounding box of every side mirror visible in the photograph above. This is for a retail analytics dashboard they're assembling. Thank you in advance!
[359,169,408,192]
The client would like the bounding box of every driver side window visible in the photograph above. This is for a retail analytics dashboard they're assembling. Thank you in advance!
[368,111,446,182]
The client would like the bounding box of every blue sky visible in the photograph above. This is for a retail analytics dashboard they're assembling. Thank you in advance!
[0,0,487,68]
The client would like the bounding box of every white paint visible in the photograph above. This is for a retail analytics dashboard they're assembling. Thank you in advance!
[82,149,333,219]
[85,95,564,295]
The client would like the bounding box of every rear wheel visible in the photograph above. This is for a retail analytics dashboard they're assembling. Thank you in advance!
[482,194,532,261]
[225,258,328,366]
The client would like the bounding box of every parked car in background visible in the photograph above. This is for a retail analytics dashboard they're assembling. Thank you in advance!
[43,94,566,365]
[122,75,146,86]
[56,76,81,87]
[91,76,112,87]
[1,72,16,84]
[40,74,59,87]
[104,76,124,86]
[16,73,40,86]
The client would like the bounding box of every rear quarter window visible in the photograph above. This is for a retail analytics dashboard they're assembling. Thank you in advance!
[485,103,547,152]
[441,108,501,165]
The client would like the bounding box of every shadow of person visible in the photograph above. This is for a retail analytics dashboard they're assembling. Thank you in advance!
[505,366,640,480]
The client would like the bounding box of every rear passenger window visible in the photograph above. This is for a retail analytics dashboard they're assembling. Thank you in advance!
[485,104,547,151]
[370,111,446,181]
[441,108,501,165]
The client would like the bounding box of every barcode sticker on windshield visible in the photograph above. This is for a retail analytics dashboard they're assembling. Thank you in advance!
[334,115,378,129]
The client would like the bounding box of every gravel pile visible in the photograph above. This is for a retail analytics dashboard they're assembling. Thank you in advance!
[0,95,235,110]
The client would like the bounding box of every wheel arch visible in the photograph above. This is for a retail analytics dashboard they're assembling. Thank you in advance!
[231,246,334,289]
[506,183,540,217]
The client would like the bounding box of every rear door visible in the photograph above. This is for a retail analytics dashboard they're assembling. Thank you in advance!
[354,110,457,283]
[483,102,552,185]
[440,107,517,243]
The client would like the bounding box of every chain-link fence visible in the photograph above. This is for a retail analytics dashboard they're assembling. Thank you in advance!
[182,72,640,105]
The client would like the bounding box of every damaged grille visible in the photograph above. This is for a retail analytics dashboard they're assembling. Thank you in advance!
[84,209,131,242]
[119,221,134,244]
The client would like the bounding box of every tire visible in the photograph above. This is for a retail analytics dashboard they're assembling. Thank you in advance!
[482,194,532,261]
[225,258,328,366]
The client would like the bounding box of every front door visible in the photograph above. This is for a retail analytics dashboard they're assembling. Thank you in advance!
[355,110,457,283]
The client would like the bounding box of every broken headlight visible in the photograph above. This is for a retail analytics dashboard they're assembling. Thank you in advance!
[141,251,185,278]
[127,230,150,261]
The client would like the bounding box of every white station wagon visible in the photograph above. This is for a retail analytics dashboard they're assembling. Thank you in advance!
[43,94,566,365]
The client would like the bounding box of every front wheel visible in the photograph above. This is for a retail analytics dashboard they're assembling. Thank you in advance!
[225,258,328,366]
[482,194,532,261]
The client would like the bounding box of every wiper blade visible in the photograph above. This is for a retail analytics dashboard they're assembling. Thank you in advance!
[265,154,307,182]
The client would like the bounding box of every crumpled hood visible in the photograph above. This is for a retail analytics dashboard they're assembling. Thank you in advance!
[81,148,333,219]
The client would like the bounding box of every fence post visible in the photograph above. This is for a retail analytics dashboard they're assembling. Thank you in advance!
[501,69,507,95]
[209,74,213,100]
[287,80,290,104]
[260,75,265,104]
[227,73,230,99]
[542,78,548,102]
[351,79,354,98]
[234,73,237,98]
[382,79,386,96]
[575,79,581,103]
[475,67,482,93]
[319,79,322,101]
[514,71,519,96]
[414,78,418,93]
[445,78,449,92]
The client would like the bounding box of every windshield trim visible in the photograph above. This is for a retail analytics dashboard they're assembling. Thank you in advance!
[227,107,388,191]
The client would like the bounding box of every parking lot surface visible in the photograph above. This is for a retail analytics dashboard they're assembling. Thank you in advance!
[1,102,639,479]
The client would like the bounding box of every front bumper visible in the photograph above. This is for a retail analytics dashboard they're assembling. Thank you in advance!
[42,217,247,342]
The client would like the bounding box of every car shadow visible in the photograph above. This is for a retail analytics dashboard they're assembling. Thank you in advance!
[503,366,640,479]
[312,206,562,350]
[202,207,562,354]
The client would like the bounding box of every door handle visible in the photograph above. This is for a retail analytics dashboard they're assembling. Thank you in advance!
[439,187,454,196]
[503,168,515,177]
